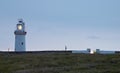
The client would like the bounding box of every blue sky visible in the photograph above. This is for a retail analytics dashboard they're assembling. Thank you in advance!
[0,0,120,51]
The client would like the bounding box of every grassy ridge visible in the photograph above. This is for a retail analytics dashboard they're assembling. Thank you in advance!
[0,53,120,73]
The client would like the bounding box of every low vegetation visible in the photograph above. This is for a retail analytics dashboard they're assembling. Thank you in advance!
[0,53,120,73]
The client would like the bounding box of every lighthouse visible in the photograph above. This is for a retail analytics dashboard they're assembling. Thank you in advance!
[14,19,27,52]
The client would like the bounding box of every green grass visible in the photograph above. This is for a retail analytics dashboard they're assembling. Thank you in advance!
[0,53,120,73]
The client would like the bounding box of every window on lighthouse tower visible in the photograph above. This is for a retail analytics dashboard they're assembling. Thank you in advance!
[21,42,23,45]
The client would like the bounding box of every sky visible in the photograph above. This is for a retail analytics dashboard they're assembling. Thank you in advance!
[0,0,120,51]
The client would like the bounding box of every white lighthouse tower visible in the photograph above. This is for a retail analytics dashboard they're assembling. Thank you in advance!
[14,19,27,52]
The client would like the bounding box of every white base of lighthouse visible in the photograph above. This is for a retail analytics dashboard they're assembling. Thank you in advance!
[15,35,26,52]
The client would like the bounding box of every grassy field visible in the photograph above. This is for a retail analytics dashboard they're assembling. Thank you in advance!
[0,53,120,73]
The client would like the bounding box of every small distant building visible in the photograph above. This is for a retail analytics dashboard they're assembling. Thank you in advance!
[87,48,91,52]
[72,48,94,54]
[96,49,100,53]
[96,49,115,54]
